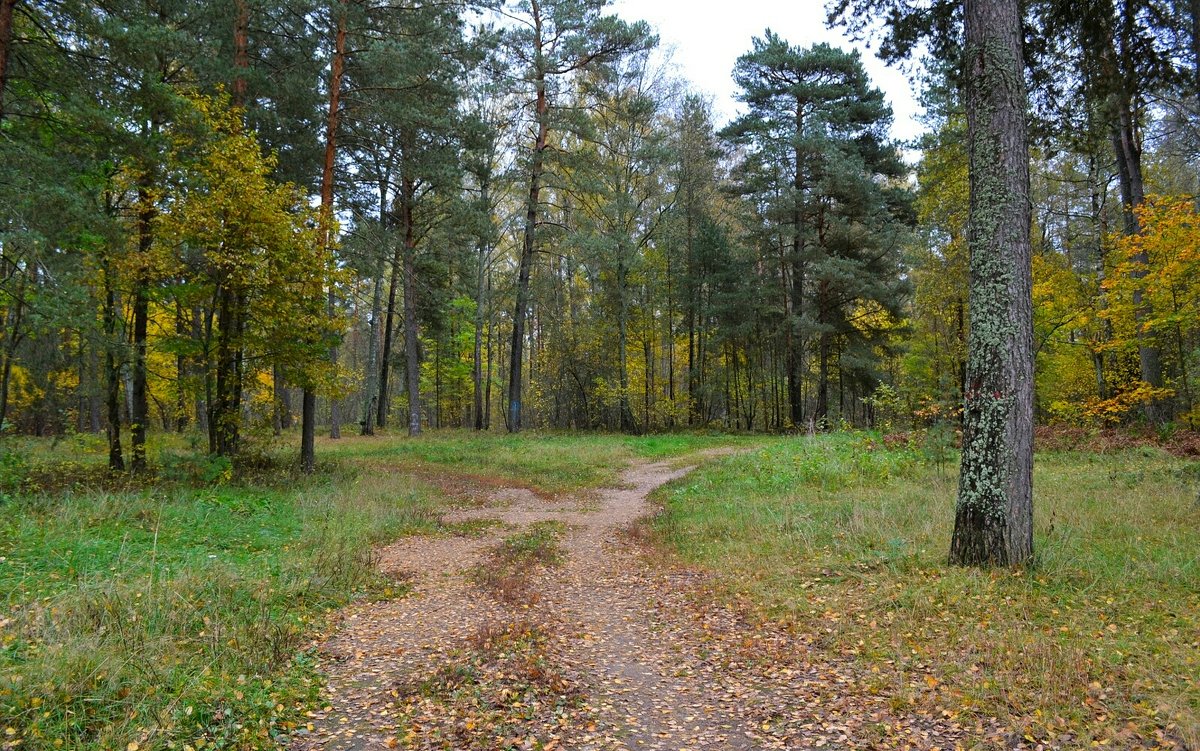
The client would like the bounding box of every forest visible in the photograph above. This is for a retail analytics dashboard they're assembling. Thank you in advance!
[0,0,1194,466]
[0,0,1199,750]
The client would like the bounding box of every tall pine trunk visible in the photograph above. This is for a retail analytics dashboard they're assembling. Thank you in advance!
[361,266,384,435]
[617,253,636,433]
[950,0,1035,567]
[378,242,402,428]
[401,184,421,437]
[788,107,806,428]
[301,389,316,473]
[473,179,489,430]
[1096,3,1166,423]
[303,0,347,471]
[0,270,24,431]
[509,12,547,433]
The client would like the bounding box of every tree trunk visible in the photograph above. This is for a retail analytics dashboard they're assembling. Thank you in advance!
[509,10,547,434]
[0,267,24,431]
[232,0,249,107]
[473,179,490,430]
[484,271,494,430]
[402,185,421,437]
[815,330,830,425]
[378,241,402,429]
[361,265,384,435]
[1097,4,1166,423]
[194,304,209,435]
[103,263,124,472]
[1110,106,1164,410]
[788,107,806,428]
[950,0,1035,568]
[617,254,636,433]
[0,0,18,123]
[212,286,242,457]
[318,0,347,444]
[1193,0,1200,89]
[300,387,316,473]
[272,365,284,436]
[175,304,189,432]
[130,182,154,473]
[88,345,102,433]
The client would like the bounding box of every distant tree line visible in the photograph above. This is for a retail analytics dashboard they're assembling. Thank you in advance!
[0,0,1195,475]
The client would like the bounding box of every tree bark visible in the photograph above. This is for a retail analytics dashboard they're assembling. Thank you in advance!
[950,0,1035,567]
[1193,0,1200,89]
[0,269,24,431]
[473,178,490,430]
[103,262,124,472]
[175,303,189,432]
[300,387,316,473]
[130,181,154,473]
[401,181,421,437]
[1095,3,1166,422]
[318,0,347,443]
[508,5,547,434]
[232,0,249,108]
[272,365,284,436]
[617,253,636,433]
[212,285,242,457]
[361,266,384,435]
[484,271,494,430]
[378,239,402,429]
[788,106,806,428]
[0,0,18,123]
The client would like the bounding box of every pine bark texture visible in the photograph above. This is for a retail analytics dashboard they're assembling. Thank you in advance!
[950,0,1035,567]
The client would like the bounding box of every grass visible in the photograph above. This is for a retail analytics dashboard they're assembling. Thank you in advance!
[0,428,736,750]
[321,430,755,495]
[472,521,568,605]
[651,432,1200,748]
[0,457,446,751]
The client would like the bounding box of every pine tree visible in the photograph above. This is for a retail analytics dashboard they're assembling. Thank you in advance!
[498,0,653,432]
[949,0,1035,567]
[723,35,908,426]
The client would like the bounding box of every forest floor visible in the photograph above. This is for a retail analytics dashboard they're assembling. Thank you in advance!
[0,430,1196,751]
[290,448,1003,751]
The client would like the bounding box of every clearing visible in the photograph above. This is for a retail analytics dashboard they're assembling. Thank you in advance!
[291,445,1002,750]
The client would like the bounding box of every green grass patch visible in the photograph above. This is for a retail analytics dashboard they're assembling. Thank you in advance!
[320,430,756,494]
[652,433,1200,748]
[0,448,445,750]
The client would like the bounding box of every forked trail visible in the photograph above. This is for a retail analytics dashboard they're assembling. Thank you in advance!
[292,453,994,751]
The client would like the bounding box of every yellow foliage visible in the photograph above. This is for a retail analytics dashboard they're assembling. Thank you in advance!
[1082,382,1177,424]
[1103,194,1200,340]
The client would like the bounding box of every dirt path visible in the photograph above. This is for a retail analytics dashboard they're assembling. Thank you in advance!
[291,455,993,751]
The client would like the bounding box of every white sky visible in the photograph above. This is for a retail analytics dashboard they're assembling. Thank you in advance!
[610,0,927,143]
